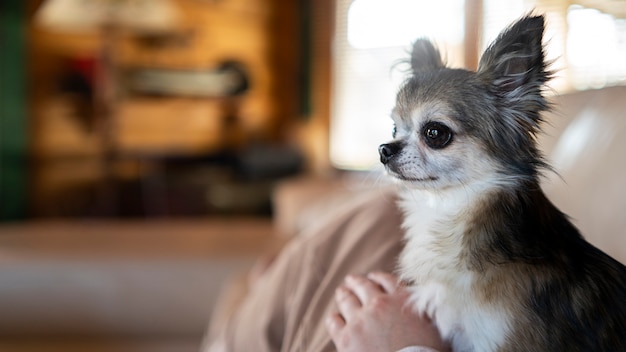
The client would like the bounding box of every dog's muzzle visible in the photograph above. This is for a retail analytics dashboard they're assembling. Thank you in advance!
[378,142,402,164]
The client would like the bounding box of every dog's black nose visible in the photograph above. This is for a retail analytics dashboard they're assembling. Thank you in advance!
[379,142,401,164]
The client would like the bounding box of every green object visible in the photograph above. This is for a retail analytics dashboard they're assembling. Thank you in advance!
[0,0,27,220]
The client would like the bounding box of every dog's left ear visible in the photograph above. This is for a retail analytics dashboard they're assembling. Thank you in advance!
[410,39,445,74]
[477,15,549,104]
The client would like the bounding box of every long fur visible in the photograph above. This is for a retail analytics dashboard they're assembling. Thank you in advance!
[380,15,626,351]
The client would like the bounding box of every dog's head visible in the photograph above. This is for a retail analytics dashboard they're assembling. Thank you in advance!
[379,15,552,191]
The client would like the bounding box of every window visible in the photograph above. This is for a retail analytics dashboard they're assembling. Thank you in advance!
[330,0,465,170]
[482,0,626,91]
[566,5,626,89]
[330,0,626,170]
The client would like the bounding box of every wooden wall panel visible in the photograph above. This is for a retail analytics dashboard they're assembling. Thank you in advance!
[27,0,303,216]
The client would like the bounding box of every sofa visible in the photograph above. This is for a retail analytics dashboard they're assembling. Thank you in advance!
[0,86,625,351]
[0,219,278,352]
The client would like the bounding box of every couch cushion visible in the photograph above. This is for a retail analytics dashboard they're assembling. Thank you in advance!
[541,86,626,264]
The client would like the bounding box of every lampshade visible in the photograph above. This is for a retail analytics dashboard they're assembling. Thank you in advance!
[35,0,180,33]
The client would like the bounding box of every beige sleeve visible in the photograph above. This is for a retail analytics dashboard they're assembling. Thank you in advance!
[204,187,405,352]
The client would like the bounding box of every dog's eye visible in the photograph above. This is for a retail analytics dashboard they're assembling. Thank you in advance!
[392,125,397,138]
[422,121,453,149]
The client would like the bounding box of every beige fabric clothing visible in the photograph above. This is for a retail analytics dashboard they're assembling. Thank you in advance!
[205,188,405,352]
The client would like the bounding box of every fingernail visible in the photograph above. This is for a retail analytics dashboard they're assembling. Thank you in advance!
[324,315,332,327]
[345,274,360,283]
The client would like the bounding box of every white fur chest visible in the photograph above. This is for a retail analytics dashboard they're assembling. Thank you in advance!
[397,187,511,352]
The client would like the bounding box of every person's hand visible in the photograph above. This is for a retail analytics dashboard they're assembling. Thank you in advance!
[325,272,450,352]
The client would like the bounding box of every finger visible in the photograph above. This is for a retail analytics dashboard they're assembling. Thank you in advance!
[335,285,360,320]
[324,311,345,340]
[367,271,400,293]
[344,274,384,303]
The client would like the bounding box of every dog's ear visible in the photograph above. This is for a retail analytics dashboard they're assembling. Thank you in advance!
[477,15,549,97]
[477,15,552,176]
[410,39,445,73]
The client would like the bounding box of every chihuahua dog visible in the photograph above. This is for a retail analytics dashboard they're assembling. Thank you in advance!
[379,15,626,351]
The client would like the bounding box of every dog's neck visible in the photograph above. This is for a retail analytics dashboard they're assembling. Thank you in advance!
[396,177,555,283]
[398,176,511,222]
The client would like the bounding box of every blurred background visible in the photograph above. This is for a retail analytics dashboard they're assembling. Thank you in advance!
[2,0,309,219]
[0,0,625,220]
[0,0,625,351]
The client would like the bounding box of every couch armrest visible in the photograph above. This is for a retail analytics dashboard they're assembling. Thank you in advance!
[0,219,274,338]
